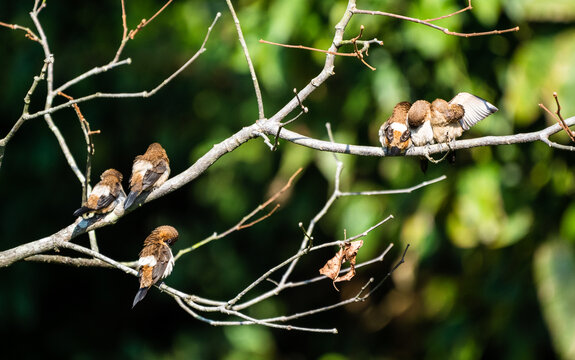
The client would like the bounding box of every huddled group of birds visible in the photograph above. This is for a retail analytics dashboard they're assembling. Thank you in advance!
[72,142,177,308]
[379,92,498,156]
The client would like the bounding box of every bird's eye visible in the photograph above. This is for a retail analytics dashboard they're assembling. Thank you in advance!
[386,127,394,142]
[400,130,411,142]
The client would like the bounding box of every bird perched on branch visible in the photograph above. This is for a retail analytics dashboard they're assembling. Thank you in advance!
[379,101,412,155]
[73,169,125,218]
[124,142,170,209]
[408,92,498,145]
[133,225,179,308]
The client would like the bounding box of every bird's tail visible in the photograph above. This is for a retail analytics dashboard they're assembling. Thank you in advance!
[132,287,149,308]
[73,207,92,218]
[124,191,139,209]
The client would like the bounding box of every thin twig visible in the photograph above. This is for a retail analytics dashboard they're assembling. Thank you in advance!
[226,0,265,119]
[340,175,447,196]
[259,39,358,57]
[55,58,132,95]
[299,222,314,248]
[351,8,519,38]
[57,91,98,202]
[88,231,99,253]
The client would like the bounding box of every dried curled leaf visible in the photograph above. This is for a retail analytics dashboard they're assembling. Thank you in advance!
[319,248,344,280]
[319,240,364,290]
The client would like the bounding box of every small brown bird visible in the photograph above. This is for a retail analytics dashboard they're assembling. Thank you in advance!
[379,101,412,156]
[124,142,170,209]
[407,99,434,146]
[408,92,498,145]
[133,225,179,308]
[73,169,125,218]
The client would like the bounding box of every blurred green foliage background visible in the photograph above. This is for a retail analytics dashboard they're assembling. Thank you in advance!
[1,0,574,359]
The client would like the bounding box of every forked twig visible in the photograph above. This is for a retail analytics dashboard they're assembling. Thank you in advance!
[129,0,173,39]
[260,25,382,71]
[352,2,519,38]
[539,92,575,142]
[226,216,394,310]
[112,0,174,63]
[350,25,376,70]
[271,88,309,151]
[259,39,358,57]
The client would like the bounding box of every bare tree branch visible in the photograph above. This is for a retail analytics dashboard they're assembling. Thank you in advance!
[340,175,447,196]
[259,117,575,157]
[24,255,113,268]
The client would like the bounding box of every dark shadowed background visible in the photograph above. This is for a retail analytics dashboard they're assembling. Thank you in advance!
[1,0,574,359]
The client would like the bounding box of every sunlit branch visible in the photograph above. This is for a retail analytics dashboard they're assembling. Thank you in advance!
[260,117,575,157]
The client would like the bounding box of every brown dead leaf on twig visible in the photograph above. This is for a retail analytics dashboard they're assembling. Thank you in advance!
[319,240,364,290]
